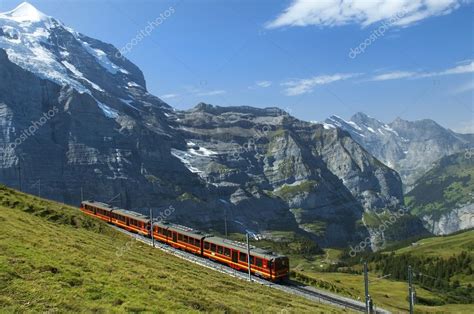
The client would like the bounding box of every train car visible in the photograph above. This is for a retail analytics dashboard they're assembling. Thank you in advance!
[81,201,150,236]
[80,200,114,222]
[203,236,289,281]
[112,209,150,236]
[79,201,290,282]
[161,223,206,255]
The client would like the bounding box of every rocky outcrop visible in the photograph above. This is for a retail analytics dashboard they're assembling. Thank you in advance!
[422,204,474,235]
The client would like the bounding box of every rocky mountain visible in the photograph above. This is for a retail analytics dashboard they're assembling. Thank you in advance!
[405,152,474,235]
[325,113,473,189]
[0,2,418,247]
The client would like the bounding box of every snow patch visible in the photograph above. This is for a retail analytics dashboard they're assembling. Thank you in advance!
[171,149,203,174]
[79,39,128,75]
[323,123,336,130]
[62,61,104,92]
[382,124,399,136]
[347,121,362,131]
[96,100,119,119]
[186,141,217,157]
[0,2,48,23]
[120,98,141,112]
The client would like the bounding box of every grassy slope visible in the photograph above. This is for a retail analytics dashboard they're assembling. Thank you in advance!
[395,229,474,258]
[289,230,474,313]
[406,152,474,218]
[0,186,339,313]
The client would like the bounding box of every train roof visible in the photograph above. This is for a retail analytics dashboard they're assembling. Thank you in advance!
[165,222,207,238]
[113,209,150,223]
[82,201,150,222]
[204,236,286,261]
[82,200,113,210]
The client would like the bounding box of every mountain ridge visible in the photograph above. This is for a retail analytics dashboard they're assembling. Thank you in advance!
[324,112,473,188]
[0,2,423,248]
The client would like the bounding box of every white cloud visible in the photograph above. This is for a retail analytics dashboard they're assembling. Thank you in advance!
[438,60,474,76]
[452,80,474,94]
[266,0,469,29]
[452,120,474,134]
[256,80,272,88]
[371,71,418,81]
[197,90,226,96]
[282,73,358,96]
[161,93,179,99]
[369,60,474,81]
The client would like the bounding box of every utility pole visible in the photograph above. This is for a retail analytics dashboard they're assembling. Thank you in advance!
[246,233,252,282]
[17,158,22,192]
[408,265,414,314]
[364,262,373,314]
[32,179,41,197]
[150,208,155,248]
[224,207,228,237]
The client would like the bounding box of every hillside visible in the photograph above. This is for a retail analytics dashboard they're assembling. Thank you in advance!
[395,229,474,258]
[288,230,474,313]
[405,152,474,234]
[0,185,336,312]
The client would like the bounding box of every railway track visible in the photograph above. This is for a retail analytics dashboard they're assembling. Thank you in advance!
[112,226,391,313]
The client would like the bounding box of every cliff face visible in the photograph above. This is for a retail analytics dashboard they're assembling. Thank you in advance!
[406,152,474,235]
[168,104,404,245]
[0,3,411,247]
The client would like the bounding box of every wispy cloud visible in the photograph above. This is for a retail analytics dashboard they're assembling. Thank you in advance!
[266,0,469,29]
[197,90,226,96]
[160,93,179,99]
[369,60,474,81]
[452,80,474,94]
[282,73,358,96]
[255,80,272,88]
[371,71,417,81]
[452,120,474,134]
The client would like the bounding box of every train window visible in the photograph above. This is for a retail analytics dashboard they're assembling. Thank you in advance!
[256,258,263,267]
[178,234,183,241]
[191,238,196,246]
[195,239,200,247]
[250,256,255,264]
[224,248,231,257]
[211,244,216,252]
[217,246,223,254]
[239,252,247,262]
[204,242,210,250]
[184,235,188,243]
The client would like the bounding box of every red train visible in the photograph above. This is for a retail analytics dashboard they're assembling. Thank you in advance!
[80,200,289,282]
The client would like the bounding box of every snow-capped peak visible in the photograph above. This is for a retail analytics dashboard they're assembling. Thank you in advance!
[1,2,48,23]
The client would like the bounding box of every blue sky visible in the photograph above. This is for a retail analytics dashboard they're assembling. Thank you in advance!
[1,0,473,132]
